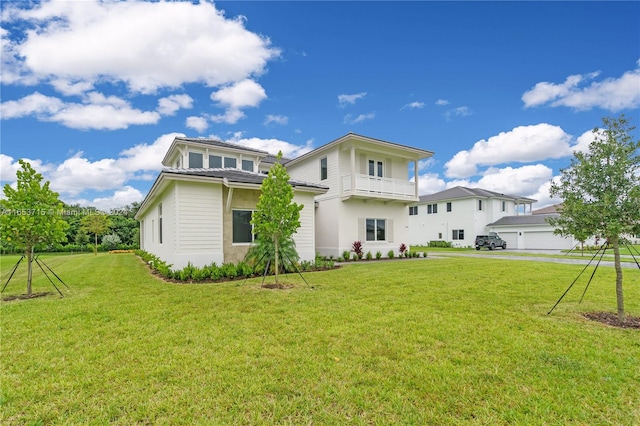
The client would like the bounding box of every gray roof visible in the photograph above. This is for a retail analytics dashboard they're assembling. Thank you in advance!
[532,204,561,215]
[173,137,270,155]
[488,214,558,226]
[161,167,328,191]
[418,186,537,203]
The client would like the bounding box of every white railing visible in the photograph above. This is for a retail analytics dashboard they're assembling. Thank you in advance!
[342,174,416,199]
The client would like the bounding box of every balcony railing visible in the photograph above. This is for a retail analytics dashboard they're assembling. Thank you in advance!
[342,173,416,200]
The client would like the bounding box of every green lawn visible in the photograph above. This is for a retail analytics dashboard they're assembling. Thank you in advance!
[1,253,639,425]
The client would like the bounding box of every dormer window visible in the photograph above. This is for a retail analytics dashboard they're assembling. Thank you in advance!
[189,152,203,168]
[242,159,254,172]
[209,155,222,168]
[224,157,237,168]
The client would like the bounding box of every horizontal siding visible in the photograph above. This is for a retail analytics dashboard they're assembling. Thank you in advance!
[176,182,223,252]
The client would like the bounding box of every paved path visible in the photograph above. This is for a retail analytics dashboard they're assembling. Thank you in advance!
[431,250,640,269]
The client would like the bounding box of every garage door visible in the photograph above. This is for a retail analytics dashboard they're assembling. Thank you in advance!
[499,232,518,249]
[524,231,573,249]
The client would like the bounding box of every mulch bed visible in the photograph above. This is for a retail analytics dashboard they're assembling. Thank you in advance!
[2,291,53,302]
[584,312,640,329]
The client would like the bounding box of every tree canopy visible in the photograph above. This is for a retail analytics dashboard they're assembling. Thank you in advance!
[0,160,69,295]
[81,213,112,255]
[549,115,639,322]
[250,152,303,283]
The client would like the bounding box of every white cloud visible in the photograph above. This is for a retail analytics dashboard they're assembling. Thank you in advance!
[527,177,562,210]
[344,112,375,125]
[264,114,289,126]
[0,92,64,119]
[435,99,449,106]
[186,116,209,133]
[226,135,314,159]
[210,79,267,124]
[522,63,640,111]
[338,92,367,107]
[402,101,424,109]
[572,128,598,154]
[2,1,279,93]
[157,94,193,116]
[444,123,572,178]
[1,91,161,130]
[475,165,553,196]
[116,133,182,173]
[86,186,145,211]
[444,106,472,120]
[416,172,446,195]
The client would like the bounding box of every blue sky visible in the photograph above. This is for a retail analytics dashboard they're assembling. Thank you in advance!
[1,0,639,211]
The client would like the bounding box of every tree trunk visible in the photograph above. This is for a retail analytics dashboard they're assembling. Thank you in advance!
[26,246,33,296]
[274,237,279,284]
[611,236,625,323]
[94,233,98,255]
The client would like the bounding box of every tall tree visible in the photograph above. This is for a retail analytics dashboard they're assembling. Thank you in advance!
[549,115,640,322]
[81,213,111,255]
[250,152,303,284]
[0,160,69,296]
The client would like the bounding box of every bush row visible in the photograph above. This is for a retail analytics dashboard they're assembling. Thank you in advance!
[135,250,335,283]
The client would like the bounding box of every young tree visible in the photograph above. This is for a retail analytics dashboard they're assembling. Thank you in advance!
[81,213,111,255]
[250,152,303,284]
[549,115,640,322]
[0,160,69,296]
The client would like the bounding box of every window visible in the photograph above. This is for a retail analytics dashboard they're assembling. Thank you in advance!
[452,229,465,240]
[427,203,438,214]
[366,219,386,241]
[409,206,418,216]
[320,157,328,180]
[501,201,506,212]
[158,203,163,244]
[189,152,203,168]
[438,232,442,239]
[478,200,483,211]
[242,159,254,172]
[209,155,222,168]
[224,157,237,168]
[232,210,255,243]
[368,159,383,177]
[446,202,452,212]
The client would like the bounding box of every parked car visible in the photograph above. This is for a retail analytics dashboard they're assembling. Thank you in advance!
[475,232,507,250]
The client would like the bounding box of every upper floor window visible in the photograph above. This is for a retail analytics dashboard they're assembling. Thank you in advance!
[478,200,483,211]
[501,201,506,212]
[368,159,383,178]
[158,203,163,244]
[209,155,222,168]
[427,203,438,214]
[242,159,254,172]
[189,152,203,168]
[320,157,328,180]
[446,202,452,212]
[224,157,237,168]
[366,218,386,241]
[409,206,418,216]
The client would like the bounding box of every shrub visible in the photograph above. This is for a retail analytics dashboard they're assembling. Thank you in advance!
[365,251,373,260]
[220,263,238,279]
[428,240,452,248]
[101,233,122,251]
[388,250,395,259]
[399,243,408,256]
[352,253,358,261]
[342,250,351,261]
[351,241,364,259]
[375,250,382,260]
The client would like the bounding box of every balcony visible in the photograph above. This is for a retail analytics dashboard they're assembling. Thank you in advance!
[342,173,417,201]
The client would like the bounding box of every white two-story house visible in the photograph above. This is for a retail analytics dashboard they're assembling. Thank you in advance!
[136,133,433,268]
[407,186,536,248]
[135,137,328,268]
[285,133,434,258]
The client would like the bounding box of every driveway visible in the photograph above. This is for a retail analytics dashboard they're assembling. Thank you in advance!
[432,249,640,269]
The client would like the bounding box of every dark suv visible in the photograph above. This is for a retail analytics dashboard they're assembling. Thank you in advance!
[475,232,507,250]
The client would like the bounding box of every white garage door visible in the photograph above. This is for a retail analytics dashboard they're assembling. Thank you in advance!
[524,231,573,249]
[499,232,518,249]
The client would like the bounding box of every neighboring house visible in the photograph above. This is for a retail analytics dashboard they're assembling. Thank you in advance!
[135,137,328,269]
[285,133,434,258]
[487,210,575,250]
[136,133,433,267]
[407,186,536,247]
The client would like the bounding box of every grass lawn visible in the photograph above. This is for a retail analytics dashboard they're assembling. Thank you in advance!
[1,253,639,425]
